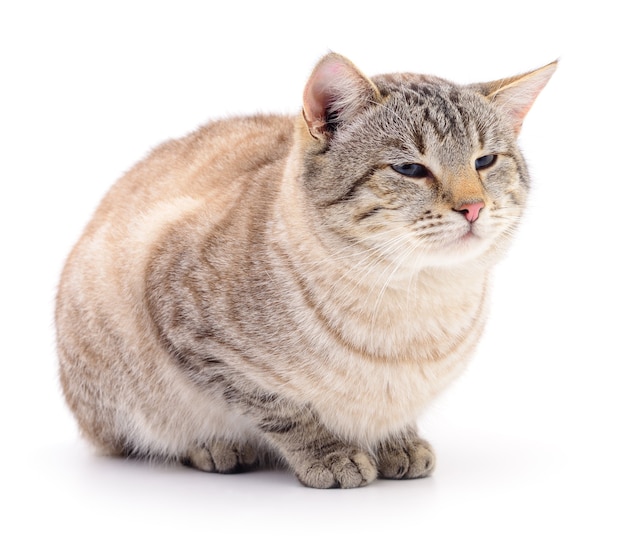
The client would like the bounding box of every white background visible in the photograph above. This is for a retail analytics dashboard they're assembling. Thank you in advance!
[2,1,624,541]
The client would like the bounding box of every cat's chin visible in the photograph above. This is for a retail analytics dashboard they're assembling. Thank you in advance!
[422,232,493,267]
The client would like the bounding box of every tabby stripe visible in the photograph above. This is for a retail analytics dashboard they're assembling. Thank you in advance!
[273,243,365,359]
[258,418,299,434]
[273,242,397,365]
[356,206,383,221]
[509,153,530,186]
[323,166,377,207]
[421,276,489,364]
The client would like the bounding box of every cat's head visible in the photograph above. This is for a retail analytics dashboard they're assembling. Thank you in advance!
[296,53,556,269]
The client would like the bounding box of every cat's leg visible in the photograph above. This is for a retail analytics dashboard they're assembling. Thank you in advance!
[201,378,376,488]
[184,439,258,474]
[258,409,377,489]
[376,427,436,480]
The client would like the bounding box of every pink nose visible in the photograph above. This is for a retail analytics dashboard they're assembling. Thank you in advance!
[454,201,484,223]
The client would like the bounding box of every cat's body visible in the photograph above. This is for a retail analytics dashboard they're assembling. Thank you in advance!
[56,54,555,488]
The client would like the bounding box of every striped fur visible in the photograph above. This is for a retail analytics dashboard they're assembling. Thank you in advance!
[56,53,555,488]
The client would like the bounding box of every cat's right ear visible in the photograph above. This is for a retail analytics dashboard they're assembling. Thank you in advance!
[302,53,381,140]
[475,61,558,135]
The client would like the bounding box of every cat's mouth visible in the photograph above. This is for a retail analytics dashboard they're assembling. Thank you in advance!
[443,224,488,252]
[450,221,480,243]
[460,228,477,241]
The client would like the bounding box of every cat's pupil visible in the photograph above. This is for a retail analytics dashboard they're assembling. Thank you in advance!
[392,163,429,178]
[475,154,497,170]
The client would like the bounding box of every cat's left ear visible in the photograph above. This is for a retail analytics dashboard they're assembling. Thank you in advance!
[302,53,382,140]
[475,61,558,135]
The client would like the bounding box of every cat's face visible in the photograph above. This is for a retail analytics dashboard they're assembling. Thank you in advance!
[311,77,527,268]
[299,55,554,271]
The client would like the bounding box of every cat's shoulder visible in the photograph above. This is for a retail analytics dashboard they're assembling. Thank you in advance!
[148,113,295,169]
[193,113,294,144]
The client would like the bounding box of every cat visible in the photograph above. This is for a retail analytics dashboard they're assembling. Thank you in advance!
[56,52,555,488]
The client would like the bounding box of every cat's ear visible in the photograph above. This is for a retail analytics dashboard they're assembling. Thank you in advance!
[302,53,382,140]
[475,61,557,135]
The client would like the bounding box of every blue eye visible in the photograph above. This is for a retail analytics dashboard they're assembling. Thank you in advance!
[391,163,430,178]
[475,154,497,170]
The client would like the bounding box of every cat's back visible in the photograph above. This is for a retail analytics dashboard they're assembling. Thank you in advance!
[63,114,293,286]
[91,114,294,229]
[58,114,294,345]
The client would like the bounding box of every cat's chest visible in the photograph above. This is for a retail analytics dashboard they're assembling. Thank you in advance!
[304,318,485,445]
[281,271,490,443]
[308,264,490,361]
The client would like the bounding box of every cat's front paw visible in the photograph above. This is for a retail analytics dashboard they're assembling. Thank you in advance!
[294,449,377,489]
[184,439,257,474]
[377,434,436,479]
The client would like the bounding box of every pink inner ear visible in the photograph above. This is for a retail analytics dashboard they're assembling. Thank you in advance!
[305,80,331,122]
[508,103,534,134]
[488,61,557,135]
[302,53,381,137]
[303,60,345,124]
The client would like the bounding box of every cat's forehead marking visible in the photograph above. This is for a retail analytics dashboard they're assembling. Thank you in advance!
[373,73,479,152]
[373,72,453,96]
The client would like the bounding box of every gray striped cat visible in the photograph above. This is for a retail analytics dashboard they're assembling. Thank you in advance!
[56,53,555,488]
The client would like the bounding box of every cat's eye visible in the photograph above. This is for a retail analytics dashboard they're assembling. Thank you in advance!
[391,163,430,178]
[475,154,497,170]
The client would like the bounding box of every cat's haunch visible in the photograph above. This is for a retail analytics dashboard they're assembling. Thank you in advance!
[56,53,555,488]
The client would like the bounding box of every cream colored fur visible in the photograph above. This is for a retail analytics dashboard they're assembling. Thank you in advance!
[56,53,555,488]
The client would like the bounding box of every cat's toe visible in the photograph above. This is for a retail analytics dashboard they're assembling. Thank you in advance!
[296,450,377,489]
[184,440,257,474]
[377,436,436,479]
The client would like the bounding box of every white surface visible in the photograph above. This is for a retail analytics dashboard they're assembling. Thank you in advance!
[2,1,624,541]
